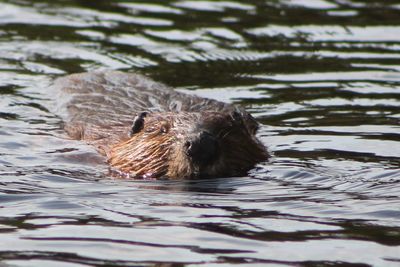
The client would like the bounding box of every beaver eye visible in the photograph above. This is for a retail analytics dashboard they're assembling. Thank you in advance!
[129,112,148,137]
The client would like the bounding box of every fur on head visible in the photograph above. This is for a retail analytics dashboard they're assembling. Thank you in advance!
[108,109,268,179]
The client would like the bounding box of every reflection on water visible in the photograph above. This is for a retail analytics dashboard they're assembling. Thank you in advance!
[0,0,399,266]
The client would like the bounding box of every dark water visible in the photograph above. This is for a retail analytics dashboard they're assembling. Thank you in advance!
[0,0,399,266]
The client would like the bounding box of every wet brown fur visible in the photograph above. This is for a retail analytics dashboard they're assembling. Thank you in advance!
[53,71,268,179]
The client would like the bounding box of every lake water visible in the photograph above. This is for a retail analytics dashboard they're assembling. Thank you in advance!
[0,0,399,266]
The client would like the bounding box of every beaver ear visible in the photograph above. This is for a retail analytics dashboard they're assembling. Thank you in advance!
[230,108,243,123]
[129,112,148,137]
[244,113,260,135]
[232,108,260,135]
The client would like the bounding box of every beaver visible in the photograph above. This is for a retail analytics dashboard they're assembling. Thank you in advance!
[53,71,268,179]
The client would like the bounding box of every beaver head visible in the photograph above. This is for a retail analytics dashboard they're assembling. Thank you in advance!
[108,108,268,179]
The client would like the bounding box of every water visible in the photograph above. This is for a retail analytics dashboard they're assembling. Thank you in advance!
[0,0,399,266]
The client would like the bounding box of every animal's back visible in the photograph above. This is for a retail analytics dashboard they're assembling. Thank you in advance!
[52,71,229,155]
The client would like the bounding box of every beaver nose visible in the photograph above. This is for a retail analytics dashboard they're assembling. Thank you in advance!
[185,131,218,164]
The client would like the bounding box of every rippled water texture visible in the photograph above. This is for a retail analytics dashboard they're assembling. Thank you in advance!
[0,0,399,266]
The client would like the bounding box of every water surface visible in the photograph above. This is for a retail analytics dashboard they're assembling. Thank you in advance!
[0,0,399,266]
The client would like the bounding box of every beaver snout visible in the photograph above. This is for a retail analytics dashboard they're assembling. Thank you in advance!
[185,131,218,165]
